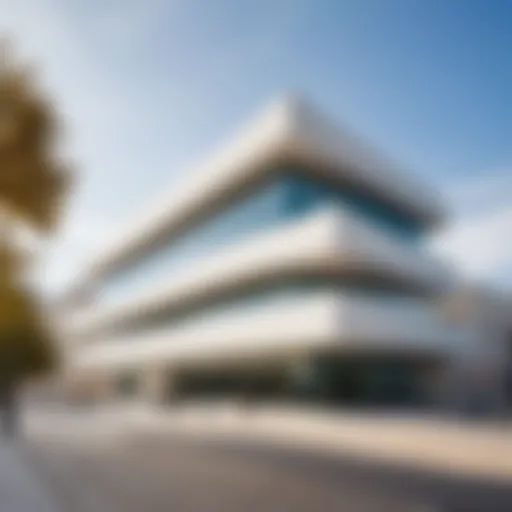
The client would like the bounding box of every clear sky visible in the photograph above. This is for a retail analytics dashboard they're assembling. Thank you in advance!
[1,0,511,293]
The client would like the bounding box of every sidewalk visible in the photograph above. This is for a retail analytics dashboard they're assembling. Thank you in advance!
[129,402,512,483]
[24,402,512,484]
[0,438,62,512]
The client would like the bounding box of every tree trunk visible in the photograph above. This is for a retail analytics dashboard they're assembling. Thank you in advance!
[0,378,18,437]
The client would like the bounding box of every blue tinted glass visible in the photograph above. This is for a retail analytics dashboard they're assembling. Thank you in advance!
[100,172,423,302]
[282,173,420,240]
[100,180,289,301]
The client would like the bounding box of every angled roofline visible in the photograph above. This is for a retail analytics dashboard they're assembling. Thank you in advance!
[75,93,446,285]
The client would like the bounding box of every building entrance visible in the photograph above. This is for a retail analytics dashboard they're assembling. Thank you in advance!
[167,353,439,408]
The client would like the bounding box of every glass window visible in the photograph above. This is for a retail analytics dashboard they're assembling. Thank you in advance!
[99,171,423,303]
[116,371,139,397]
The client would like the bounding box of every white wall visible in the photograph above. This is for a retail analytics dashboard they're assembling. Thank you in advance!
[64,206,450,340]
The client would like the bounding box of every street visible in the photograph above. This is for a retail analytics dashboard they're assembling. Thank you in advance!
[21,408,512,512]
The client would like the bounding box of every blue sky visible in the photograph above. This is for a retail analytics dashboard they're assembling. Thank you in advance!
[1,0,511,292]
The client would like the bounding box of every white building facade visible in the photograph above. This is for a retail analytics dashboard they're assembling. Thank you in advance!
[59,96,483,408]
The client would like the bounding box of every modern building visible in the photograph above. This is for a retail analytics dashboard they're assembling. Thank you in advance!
[59,95,479,408]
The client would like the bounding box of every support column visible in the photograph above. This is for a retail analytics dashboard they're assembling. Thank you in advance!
[286,354,324,402]
[141,366,170,405]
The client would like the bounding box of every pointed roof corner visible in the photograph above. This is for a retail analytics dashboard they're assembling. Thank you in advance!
[267,91,316,133]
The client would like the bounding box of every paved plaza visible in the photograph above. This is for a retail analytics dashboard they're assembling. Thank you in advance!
[1,404,512,512]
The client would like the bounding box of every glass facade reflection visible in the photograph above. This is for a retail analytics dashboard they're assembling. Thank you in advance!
[100,171,423,303]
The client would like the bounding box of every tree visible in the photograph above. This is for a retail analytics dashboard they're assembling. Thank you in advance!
[0,286,57,379]
[0,41,70,233]
[0,39,71,431]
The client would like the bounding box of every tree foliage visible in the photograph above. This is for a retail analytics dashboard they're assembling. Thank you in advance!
[0,40,70,384]
[0,41,70,233]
